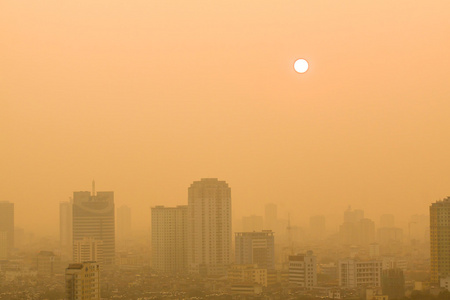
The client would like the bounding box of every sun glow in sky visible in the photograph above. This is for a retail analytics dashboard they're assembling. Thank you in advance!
[1,1,450,234]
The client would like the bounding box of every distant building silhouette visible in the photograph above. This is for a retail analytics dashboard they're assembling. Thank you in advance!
[37,251,59,276]
[65,262,100,299]
[235,230,275,270]
[430,197,450,284]
[151,205,188,274]
[381,268,405,299]
[60,200,73,260]
[0,201,14,258]
[187,178,231,276]
[72,182,115,267]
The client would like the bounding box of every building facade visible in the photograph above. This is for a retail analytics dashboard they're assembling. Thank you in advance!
[339,259,383,288]
[60,200,73,260]
[235,230,275,270]
[187,178,231,276]
[72,184,115,267]
[288,251,317,288]
[430,197,450,284]
[65,262,100,300]
[151,205,188,274]
[73,237,103,266]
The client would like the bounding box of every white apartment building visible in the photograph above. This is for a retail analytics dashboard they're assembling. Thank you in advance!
[65,262,100,300]
[289,251,317,288]
[151,205,188,274]
[187,178,232,277]
[339,259,383,288]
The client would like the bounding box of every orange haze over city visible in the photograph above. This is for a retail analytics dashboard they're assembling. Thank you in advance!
[1,0,450,236]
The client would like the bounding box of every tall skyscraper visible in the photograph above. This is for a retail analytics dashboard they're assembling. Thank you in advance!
[72,182,115,267]
[235,230,275,270]
[430,197,450,284]
[151,205,188,274]
[117,205,131,242]
[65,262,100,300]
[0,201,14,257]
[188,178,231,277]
[60,200,73,260]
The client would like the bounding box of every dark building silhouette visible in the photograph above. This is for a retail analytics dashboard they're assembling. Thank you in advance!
[382,268,405,299]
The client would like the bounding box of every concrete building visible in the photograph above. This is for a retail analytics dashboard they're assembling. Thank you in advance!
[151,205,188,274]
[72,182,115,267]
[0,231,7,260]
[187,178,231,276]
[430,197,450,283]
[0,201,14,256]
[60,200,73,260]
[65,262,100,300]
[235,230,275,270]
[381,268,405,299]
[228,264,267,287]
[288,251,317,288]
[73,237,103,265]
[37,251,59,276]
[339,259,383,288]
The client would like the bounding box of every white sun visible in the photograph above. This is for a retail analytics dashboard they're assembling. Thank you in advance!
[294,59,309,73]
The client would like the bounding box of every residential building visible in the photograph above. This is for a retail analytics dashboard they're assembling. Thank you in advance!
[339,259,383,288]
[288,251,317,288]
[228,264,267,287]
[151,205,187,274]
[430,197,450,283]
[73,237,103,265]
[235,230,275,270]
[187,178,231,276]
[65,262,100,300]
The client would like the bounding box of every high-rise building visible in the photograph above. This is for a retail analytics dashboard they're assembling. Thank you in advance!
[60,200,73,260]
[430,197,450,283]
[151,205,188,274]
[65,262,100,300]
[235,230,275,270]
[0,201,14,256]
[381,268,405,299]
[72,182,115,267]
[117,205,131,242]
[187,178,232,276]
[288,251,317,288]
[73,237,103,266]
[339,258,383,288]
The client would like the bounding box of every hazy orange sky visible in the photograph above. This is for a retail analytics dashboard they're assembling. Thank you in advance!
[1,1,450,235]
